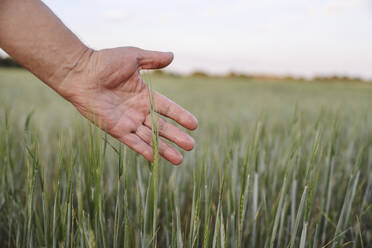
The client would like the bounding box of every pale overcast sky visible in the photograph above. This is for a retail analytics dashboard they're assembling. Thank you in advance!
[4,0,372,78]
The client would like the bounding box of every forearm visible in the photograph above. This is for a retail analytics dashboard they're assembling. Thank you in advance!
[0,0,91,91]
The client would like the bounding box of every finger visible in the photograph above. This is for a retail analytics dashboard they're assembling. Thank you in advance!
[144,116,195,151]
[118,133,154,162]
[136,125,183,165]
[137,49,174,70]
[153,91,198,130]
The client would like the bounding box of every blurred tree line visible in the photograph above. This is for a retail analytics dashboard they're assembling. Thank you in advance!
[0,56,22,68]
[152,70,368,83]
[0,56,368,83]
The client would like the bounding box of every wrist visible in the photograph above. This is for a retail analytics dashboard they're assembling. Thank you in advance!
[49,45,95,100]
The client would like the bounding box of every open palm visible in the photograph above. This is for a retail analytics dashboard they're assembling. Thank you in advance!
[59,47,197,165]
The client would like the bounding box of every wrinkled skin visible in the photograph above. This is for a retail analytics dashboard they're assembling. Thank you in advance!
[0,0,197,165]
[59,47,198,165]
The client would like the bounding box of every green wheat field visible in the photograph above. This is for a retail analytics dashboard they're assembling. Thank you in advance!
[0,68,371,247]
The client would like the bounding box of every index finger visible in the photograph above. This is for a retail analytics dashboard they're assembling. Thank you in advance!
[153,91,198,130]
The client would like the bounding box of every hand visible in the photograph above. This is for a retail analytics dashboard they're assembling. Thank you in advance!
[58,47,198,165]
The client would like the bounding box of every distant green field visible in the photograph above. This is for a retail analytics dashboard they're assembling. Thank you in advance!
[0,68,371,247]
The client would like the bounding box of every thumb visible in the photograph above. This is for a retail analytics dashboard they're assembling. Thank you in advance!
[137,49,174,70]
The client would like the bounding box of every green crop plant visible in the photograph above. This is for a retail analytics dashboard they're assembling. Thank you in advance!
[0,68,371,247]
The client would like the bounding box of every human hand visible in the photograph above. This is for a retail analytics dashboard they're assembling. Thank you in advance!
[58,47,198,165]
[0,0,197,165]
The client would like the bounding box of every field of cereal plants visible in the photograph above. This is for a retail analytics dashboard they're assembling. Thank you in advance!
[0,68,371,247]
